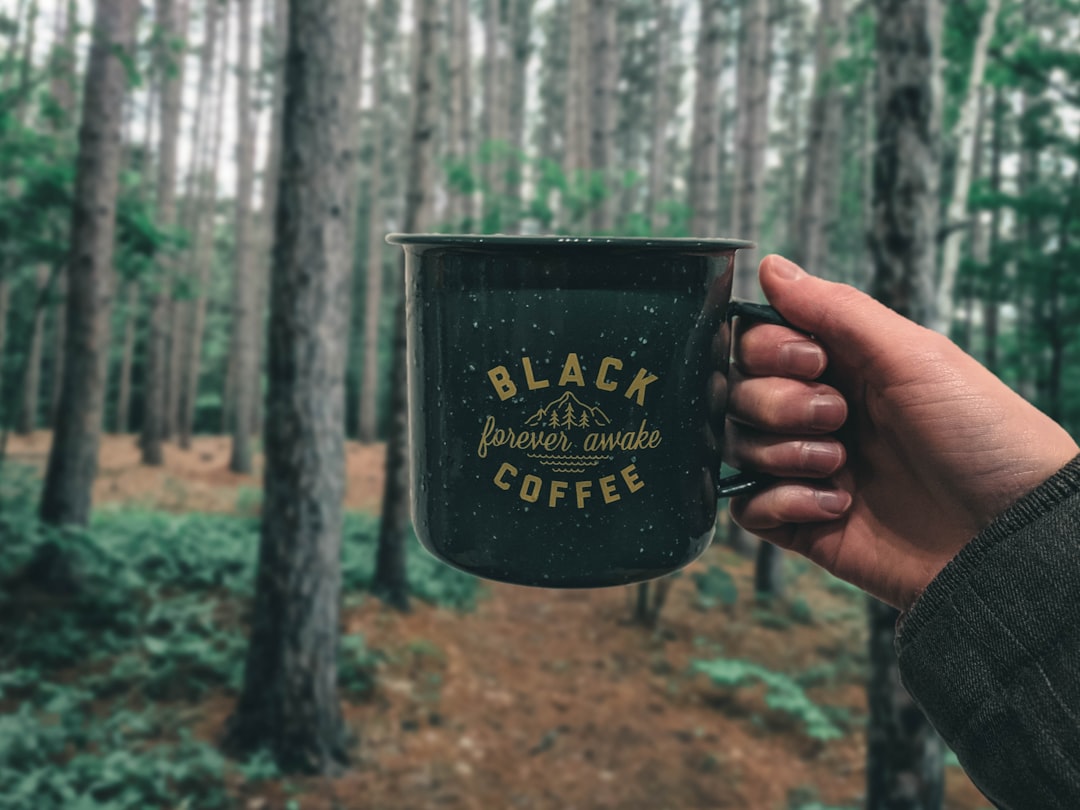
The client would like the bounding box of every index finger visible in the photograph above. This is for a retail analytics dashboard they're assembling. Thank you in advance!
[735,322,829,380]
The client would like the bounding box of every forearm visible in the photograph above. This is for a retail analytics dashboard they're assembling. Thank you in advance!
[896,454,1080,810]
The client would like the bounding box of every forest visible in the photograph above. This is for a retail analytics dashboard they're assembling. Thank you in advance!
[0,0,1077,807]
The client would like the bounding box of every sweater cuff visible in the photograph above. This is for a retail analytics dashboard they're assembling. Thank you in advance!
[896,452,1080,647]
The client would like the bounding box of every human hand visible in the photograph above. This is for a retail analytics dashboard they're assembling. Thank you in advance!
[723,255,1079,610]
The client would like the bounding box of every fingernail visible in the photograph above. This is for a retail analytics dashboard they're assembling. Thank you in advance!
[815,490,851,516]
[801,442,844,474]
[779,341,826,378]
[768,255,806,281]
[810,394,846,431]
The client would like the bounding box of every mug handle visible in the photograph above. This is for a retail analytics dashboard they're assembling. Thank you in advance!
[714,298,806,499]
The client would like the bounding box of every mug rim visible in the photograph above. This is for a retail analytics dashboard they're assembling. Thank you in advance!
[386,232,755,252]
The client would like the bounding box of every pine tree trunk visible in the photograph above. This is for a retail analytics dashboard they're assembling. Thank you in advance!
[587,0,616,232]
[794,0,844,275]
[372,0,440,612]
[564,0,590,186]
[38,0,137,529]
[115,280,138,432]
[47,277,66,428]
[688,0,723,237]
[179,0,226,448]
[224,0,363,773]
[228,0,258,473]
[732,0,771,284]
[357,0,390,444]
[731,0,773,563]
[249,0,292,443]
[481,0,503,223]
[447,0,473,229]
[17,266,48,435]
[141,0,189,464]
[865,2,944,807]
[504,0,532,233]
[181,0,230,444]
[646,0,671,231]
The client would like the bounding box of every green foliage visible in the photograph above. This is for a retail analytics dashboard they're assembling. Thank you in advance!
[338,633,381,700]
[691,564,738,611]
[0,698,231,810]
[691,658,844,742]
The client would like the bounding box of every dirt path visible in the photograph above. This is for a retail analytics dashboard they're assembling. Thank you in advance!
[7,432,989,809]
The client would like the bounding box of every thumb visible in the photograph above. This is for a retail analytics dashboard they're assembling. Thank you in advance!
[757,254,932,363]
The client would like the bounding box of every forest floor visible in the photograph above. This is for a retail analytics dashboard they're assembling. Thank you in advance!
[6,432,991,810]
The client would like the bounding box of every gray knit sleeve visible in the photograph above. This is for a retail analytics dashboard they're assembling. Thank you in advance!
[895,454,1080,810]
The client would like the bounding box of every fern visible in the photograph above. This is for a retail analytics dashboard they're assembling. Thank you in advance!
[691,658,844,742]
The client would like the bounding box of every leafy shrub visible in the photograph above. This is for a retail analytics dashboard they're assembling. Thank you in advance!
[691,564,738,611]
[0,700,231,810]
[691,657,844,742]
[338,633,381,700]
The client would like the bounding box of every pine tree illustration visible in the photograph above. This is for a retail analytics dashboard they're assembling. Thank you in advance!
[577,411,590,428]
[560,403,575,428]
[548,410,561,428]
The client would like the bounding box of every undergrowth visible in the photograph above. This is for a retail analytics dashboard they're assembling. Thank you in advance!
[0,463,478,809]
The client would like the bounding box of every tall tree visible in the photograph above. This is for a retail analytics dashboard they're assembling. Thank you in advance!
[38,0,137,528]
[227,0,258,473]
[446,0,473,228]
[932,0,1001,335]
[482,0,503,222]
[646,0,672,230]
[224,0,364,773]
[866,1,945,808]
[141,0,189,464]
[731,0,775,572]
[563,0,590,183]
[46,0,72,431]
[587,0,616,232]
[504,0,533,233]
[178,0,227,447]
[688,0,724,236]
[357,0,391,444]
[371,0,439,611]
[793,0,845,276]
[732,0,772,283]
[16,266,47,435]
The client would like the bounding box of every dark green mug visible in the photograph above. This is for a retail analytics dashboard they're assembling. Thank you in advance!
[387,234,788,588]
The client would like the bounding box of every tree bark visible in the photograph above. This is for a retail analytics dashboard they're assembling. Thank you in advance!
[39,0,137,528]
[504,0,533,233]
[688,0,723,237]
[357,0,390,445]
[141,0,189,464]
[867,0,941,327]
[732,0,771,283]
[982,85,1004,375]
[731,0,773,564]
[16,266,48,435]
[115,280,138,432]
[646,0,672,231]
[372,0,440,612]
[228,0,258,473]
[447,0,473,229]
[794,0,845,276]
[865,2,944,808]
[224,0,363,774]
[931,0,1001,335]
[179,0,227,447]
[47,276,66,429]
[587,0,616,232]
[481,0,503,223]
[564,0,590,183]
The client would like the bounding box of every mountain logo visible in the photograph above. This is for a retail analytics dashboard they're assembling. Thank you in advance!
[524,391,611,430]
